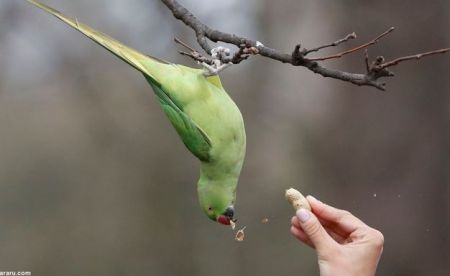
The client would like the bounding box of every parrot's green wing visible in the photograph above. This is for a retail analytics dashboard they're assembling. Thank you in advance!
[27,0,212,161]
[146,77,211,161]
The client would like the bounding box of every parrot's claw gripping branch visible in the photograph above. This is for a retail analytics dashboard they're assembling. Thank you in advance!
[161,0,450,91]
[201,60,232,77]
[201,46,232,76]
[174,38,235,76]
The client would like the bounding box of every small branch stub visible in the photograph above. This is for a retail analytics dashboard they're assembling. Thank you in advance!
[285,188,311,211]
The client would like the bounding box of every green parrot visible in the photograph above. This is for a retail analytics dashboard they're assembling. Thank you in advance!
[27,0,246,226]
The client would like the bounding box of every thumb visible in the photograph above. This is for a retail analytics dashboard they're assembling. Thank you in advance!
[296,208,336,252]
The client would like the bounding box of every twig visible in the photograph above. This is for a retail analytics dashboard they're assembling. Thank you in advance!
[364,49,370,73]
[160,0,449,91]
[174,37,197,53]
[307,27,395,61]
[174,37,216,65]
[379,48,450,68]
[305,32,357,54]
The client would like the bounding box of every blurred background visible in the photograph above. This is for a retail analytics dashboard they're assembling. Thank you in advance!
[0,0,448,275]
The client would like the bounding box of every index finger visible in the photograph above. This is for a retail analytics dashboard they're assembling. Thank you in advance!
[307,195,368,235]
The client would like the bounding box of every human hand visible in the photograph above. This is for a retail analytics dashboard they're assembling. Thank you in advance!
[290,196,384,276]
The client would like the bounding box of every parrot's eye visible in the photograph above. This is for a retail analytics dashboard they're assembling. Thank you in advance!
[207,207,213,212]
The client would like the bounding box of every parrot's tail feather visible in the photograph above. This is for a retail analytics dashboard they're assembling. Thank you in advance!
[27,0,165,79]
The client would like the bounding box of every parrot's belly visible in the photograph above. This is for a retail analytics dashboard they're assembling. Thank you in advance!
[185,93,246,172]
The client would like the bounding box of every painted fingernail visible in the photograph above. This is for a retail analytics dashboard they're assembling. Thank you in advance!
[296,209,310,223]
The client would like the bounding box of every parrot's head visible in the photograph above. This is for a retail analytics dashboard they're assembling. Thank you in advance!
[197,177,237,226]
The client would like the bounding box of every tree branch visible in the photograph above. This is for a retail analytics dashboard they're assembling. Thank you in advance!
[161,0,449,91]
[306,27,395,61]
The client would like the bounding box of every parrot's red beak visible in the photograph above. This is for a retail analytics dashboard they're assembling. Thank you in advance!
[217,206,235,225]
[217,215,231,225]
[217,205,236,225]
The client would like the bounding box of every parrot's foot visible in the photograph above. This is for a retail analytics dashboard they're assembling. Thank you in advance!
[202,61,232,76]
[202,46,233,76]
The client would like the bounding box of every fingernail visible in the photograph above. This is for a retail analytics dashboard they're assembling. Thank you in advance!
[296,209,310,223]
[307,195,321,204]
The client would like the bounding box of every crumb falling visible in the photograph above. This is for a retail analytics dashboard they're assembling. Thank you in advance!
[230,220,236,230]
[235,226,246,242]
